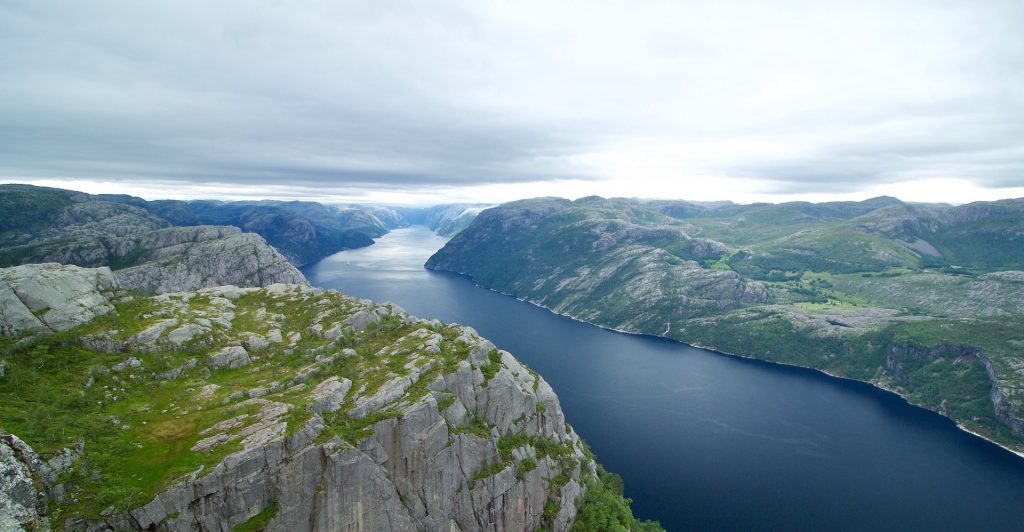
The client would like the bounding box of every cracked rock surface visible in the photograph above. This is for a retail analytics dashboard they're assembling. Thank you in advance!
[1,268,596,531]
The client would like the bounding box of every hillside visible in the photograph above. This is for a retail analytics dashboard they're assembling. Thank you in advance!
[100,195,408,267]
[0,264,659,531]
[0,185,305,293]
[427,196,1024,453]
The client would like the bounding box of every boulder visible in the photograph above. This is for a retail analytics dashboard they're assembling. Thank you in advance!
[208,346,252,370]
[0,263,118,336]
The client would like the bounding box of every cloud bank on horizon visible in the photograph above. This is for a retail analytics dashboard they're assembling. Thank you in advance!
[1,0,1022,204]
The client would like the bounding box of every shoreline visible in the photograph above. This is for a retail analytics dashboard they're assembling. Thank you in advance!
[427,266,1024,461]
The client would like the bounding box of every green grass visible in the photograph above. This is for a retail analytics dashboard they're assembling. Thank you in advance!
[472,461,509,482]
[322,408,402,443]
[233,499,278,532]
[517,457,537,478]
[0,335,253,523]
[479,349,504,382]
[436,394,456,411]
[450,414,492,438]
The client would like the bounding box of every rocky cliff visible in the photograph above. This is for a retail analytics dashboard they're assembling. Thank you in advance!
[0,265,652,531]
[0,186,306,294]
[111,227,307,294]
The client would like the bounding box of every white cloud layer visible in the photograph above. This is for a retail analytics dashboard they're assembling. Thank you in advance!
[1,0,1021,204]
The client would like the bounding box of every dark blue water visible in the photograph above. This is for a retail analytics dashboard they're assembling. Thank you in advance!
[304,226,1024,531]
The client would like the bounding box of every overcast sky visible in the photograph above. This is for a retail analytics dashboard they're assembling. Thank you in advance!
[1,0,1022,205]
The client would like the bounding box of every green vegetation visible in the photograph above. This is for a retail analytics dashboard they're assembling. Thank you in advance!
[436,394,457,411]
[472,461,509,482]
[106,245,150,270]
[497,433,576,463]
[0,334,246,522]
[450,414,492,438]
[572,466,664,532]
[0,185,77,233]
[480,349,504,382]
[233,499,278,532]
[517,457,537,478]
[543,500,560,520]
[321,408,403,443]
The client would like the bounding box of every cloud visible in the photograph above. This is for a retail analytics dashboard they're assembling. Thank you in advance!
[0,0,1022,202]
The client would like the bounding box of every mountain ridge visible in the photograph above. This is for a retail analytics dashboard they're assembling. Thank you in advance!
[426,195,1024,454]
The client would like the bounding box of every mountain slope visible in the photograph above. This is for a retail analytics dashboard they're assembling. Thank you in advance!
[427,198,767,327]
[427,196,1024,453]
[124,198,408,267]
[0,185,305,293]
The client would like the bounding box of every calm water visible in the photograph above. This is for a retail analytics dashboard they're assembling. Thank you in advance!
[304,226,1024,531]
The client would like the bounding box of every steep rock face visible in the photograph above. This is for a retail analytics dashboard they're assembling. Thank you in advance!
[0,273,601,531]
[0,263,119,336]
[113,231,307,294]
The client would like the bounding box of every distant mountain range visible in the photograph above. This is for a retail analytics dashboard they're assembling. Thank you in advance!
[427,195,1024,454]
[0,185,484,270]
[0,185,306,292]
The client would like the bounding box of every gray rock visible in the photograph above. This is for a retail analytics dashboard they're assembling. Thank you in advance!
[157,358,198,381]
[208,346,252,370]
[112,357,142,372]
[241,332,270,352]
[166,323,208,345]
[133,318,177,344]
[114,230,308,295]
[309,377,352,414]
[0,263,119,336]
[0,434,47,530]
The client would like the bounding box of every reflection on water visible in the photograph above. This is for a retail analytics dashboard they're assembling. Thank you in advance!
[308,228,449,282]
[304,226,1024,532]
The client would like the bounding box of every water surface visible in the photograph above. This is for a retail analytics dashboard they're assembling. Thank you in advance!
[304,226,1024,531]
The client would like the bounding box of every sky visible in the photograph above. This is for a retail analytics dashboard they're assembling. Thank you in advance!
[1,0,1022,205]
